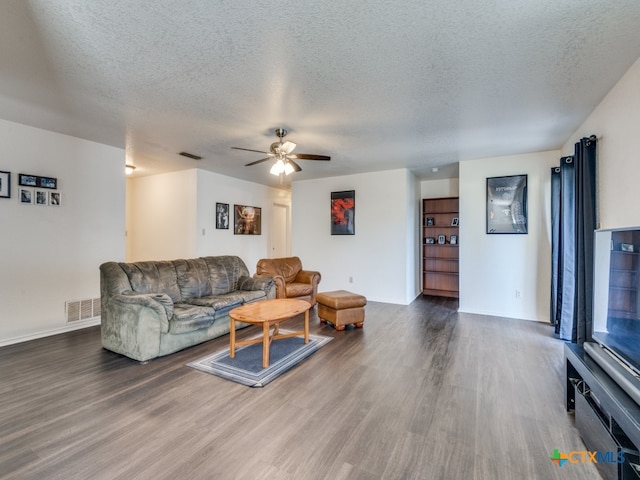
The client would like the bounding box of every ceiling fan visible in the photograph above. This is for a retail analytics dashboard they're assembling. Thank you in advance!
[231,128,330,176]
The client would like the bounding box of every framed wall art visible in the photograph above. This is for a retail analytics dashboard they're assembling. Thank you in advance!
[486,174,528,234]
[36,190,48,205]
[331,190,355,235]
[0,171,10,198]
[49,192,61,206]
[234,205,261,235]
[38,176,57,189]
[19,188,33,204]
[18,174,38,187]
[216,202,229,229]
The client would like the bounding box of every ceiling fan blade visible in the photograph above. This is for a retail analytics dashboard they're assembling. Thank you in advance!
[287,159,302,172]
[231,147,270,154]
[291,153,331,161]
[280,141,296,154]
[245,157,272,166]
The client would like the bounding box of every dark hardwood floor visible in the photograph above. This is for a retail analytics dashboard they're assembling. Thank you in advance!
[0,297,600,479]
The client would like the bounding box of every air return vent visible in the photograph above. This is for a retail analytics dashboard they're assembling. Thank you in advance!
[179,151,202,160]
[66,297,101,323]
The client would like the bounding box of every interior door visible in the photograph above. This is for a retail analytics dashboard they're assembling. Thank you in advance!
[271,203,289,258]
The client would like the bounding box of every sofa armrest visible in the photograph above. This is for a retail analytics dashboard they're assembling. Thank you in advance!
[100,292,174,361]
[295,269,321,286]
[239,275,275,293]
[110,292,173,332]
[253,273,284,298]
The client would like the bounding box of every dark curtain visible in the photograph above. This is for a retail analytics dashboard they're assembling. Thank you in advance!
[550,167,561,326]
[553,136,597,344]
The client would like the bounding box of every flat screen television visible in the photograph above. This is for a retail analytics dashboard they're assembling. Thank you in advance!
[592,227,640,380]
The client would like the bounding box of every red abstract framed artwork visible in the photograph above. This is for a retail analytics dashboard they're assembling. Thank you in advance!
[331,190,355,235]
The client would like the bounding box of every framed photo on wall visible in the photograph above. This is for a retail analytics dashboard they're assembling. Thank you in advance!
[216,202,229,229]
[49,192,61,206]
[331,190,355,235]
[19,188,33,204]
[36,190,48,205]
[486,174,528,234]
[38,176,57,189]
[234,205,261,235]
[18,174,37,187]
[0,171,10,198]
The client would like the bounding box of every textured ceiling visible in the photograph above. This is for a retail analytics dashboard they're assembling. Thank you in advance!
[1,1,640,188]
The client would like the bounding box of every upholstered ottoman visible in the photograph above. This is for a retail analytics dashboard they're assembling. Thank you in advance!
[317,290,366,331]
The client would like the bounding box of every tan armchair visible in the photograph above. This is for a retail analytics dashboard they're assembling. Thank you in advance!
[255,257,321,306]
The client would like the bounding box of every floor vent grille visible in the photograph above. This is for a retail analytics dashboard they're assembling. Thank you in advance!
[66,297,101,322]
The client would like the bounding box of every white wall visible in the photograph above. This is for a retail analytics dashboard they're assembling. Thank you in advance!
[291,169,418,304]
[127,168,290,272]
[127,170,198,261]
[561,55,640,229]
[0,119,125,345]
[195,169,291,270]
[421,178,460,199]
[458,150,560,321]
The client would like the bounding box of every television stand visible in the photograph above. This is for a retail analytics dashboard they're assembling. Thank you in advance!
[565,344,640,480]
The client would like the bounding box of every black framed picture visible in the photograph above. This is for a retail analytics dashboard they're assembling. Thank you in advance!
[0,171,10,198]
[425,237,435,244]
[331,190,355,235]
[38,176,57,189]
[216,202,229,229]
[234,205,261,235]
[451,217,459,226]
[486,174,528,234]
[437,234,446,244]
[18,174,38,187]
[426,217,434,226]
[450,235,458,245]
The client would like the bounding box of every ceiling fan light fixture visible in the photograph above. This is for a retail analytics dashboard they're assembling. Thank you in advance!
[270,159,285,176]
[283,161,295,175]
[125,164,136,175]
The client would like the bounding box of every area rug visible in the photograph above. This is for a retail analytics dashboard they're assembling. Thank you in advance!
[187,330,332,387]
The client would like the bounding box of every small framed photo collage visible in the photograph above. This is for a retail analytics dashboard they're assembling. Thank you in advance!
[16,173,61,206]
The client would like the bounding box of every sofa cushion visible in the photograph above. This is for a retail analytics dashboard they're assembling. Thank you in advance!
[174,258,212,301]
[202,256,250,294]
[186,293,243,310]
[237,289,268,303]
[169,303,216,334]
[119,261,181,302]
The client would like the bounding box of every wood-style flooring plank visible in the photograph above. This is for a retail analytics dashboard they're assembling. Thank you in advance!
[0,297,601,479]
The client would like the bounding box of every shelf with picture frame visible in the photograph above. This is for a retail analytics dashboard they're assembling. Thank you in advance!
[422,197,459,298]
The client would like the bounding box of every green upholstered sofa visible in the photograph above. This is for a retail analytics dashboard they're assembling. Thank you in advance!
[100,255,275,362]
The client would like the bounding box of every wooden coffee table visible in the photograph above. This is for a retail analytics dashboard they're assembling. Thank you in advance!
[229,298,312,368]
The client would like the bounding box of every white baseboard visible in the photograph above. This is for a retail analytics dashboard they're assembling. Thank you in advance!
[0,318,101,347]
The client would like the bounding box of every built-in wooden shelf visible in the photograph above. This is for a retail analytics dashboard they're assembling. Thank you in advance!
[422,197,459,298]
